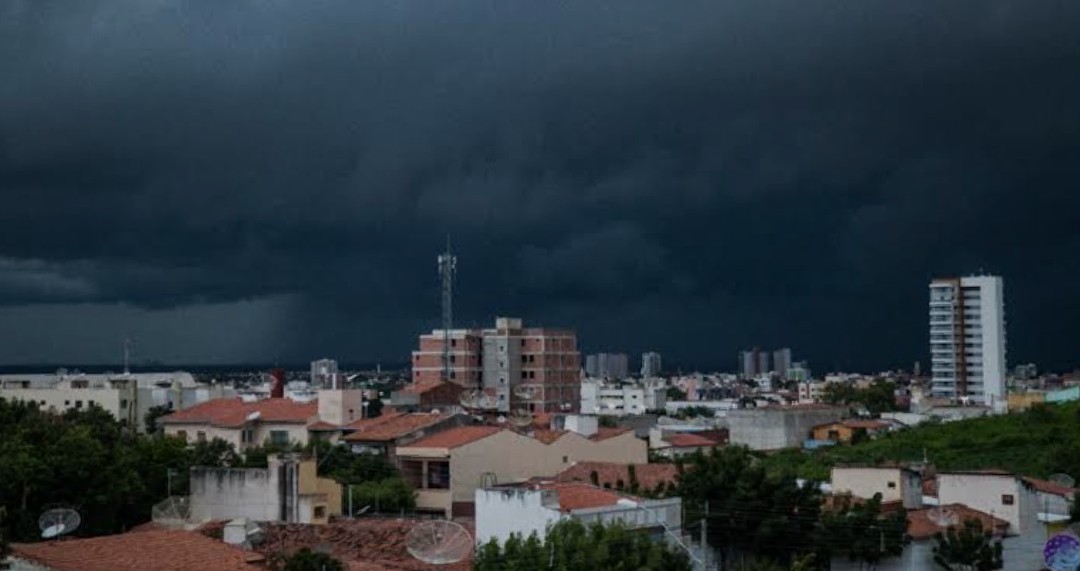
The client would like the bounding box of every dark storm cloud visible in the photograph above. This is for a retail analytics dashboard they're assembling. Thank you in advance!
[1,0,1079,367]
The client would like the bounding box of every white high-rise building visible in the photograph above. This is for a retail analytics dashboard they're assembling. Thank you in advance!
[929,275,1007,412]
[640,351,662,378]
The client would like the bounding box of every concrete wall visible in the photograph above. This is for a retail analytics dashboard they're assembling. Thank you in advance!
[317,389,365,426]
[727,407,844,450]
[190,466,280,522]
[830,467,922,509]
[475,488,562,545]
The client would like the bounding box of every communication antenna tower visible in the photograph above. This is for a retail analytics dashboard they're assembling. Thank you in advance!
[437,236,457,384]
[123,338,134,375]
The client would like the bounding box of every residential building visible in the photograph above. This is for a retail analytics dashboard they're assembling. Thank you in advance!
[395,419,647,517]
[389,380,464,411]
[739,348,773,377]
[9,529,266,571]
[411,317,581,413]
[648,429,721,459]
[640,351,663,378]
[726,404,845,451]
[160,397,319,450]
[929,275,1007,412]
[772,348,792,378]
[811,419,892,445]
[937,471,1040,535]
[585,353,629,380]
[342,411,467,465]
[1007,391,1045,412]
[1023,476,1077,521]
[189,455,341,524]
[580,380,665,416]
[475,483,682,547]
[830,466,923,509]
[788,362,811,382]
[310,358,338,387]
[554,462,679,494]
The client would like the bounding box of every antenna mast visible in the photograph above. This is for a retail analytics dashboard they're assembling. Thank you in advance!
[123,338,133,375]
[437,236,457,384]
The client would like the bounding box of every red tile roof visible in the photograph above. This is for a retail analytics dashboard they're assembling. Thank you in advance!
[664,433,719,448]
[344,411,406,430]
[907,504,1009,540]
[555,462,680,491]
[399,426,502,449]
[538,482,634,512]
[161,397,318,429]
[13,530,265,571]
[343,413,451,442]
[308,421,340,431]
[1023,476,1077,498]
[591,427,634,441]
[531,429,568,444]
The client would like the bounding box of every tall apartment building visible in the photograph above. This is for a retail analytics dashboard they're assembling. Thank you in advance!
[411,317,581,413]
[640,351,662,378]
[772,348,792,378]
[739,348,771,378]
[929,275,1007,412]
[584,353,629,379]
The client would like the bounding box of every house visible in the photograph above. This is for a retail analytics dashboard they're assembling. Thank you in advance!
[554,461,680,495]
[160,397,319,449]
[8,529,266,571]
[390,380,464,411]
[1023,476,1077,522]
[475,482,682,547]
[830,466,923,509]
[648,429,720,458]
[727,404,845,450]
[811,419,892,444]
[395,423,647,517]
[189,455,342,524]
[341,411,467,464]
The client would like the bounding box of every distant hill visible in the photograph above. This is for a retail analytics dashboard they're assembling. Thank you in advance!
[763,401,1080,482]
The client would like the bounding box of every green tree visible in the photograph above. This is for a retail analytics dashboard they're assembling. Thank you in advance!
[143,405,172,434]
[932,519,1004,571]
[676,446,822,568]
[189,438,242,468]
[474,519,693,571]
[365,397,384,418]
[816,493,907,570]
[347,477,416,514]
[278,548,345,571]
[666,386,688,401]
[1,506,12,571]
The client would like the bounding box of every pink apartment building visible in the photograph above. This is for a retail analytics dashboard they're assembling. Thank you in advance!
[411,317,581,413]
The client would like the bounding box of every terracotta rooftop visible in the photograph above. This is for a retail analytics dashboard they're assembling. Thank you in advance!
[12,530,265,571]
[344,411,406,431]
[531,429,567,444]
[252,519,472,571]
[592,426,634,440]
[555,462,680,491]
[343,412,451,442]
[160,397,318,429]
[399,425,502,450]
[664,432,719,448]
[308,421,341,431]
[907,504,1009,540]
[1023,476,1077,498]
[536,482,636,512]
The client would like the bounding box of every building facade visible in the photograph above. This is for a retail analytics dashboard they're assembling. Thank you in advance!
[640,352,662,378]
[929,275,1007,412]
[580,380,665,416]
[310,359,338,387]
[584,353,629,380]
[411,317,581,413]
[772,348,792,378]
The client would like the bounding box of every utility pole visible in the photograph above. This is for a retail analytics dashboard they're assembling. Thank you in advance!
[701,501,709,571]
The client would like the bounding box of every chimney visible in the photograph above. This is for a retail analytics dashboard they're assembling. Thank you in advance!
[270,369,285,399]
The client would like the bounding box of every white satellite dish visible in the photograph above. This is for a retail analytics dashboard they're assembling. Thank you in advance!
[406,520,473,565]
[515,386,536,400]
[246,411,262,422]
[509,409,534,428]
[1050,474,1076,489]
[39,508,81,540]
[927,507,958,527]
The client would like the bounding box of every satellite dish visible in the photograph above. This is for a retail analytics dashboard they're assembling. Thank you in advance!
[927,507,958,527]
[39,508,81,540]
[246,411,261,422]
[515,386,536,400]
[509,409,534,428]
[1050,474,1076,489]
[406,520,473,565]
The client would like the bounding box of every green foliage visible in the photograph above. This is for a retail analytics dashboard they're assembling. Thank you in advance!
[365,397,384,418]
[677,446,823,567]
[346,477,416,514]
[277,548,346,571]
[143,405,172,435]
[735,557,788,571]
[189,438,242,468]
[598,416,618,428]
[666,386,688,401]
[822,380,900,414]
[816,493,908,569]
[473,519,694,571]
[762,401,1080,481]
[675,405,715,419]
[932,518,1004,571]
[0,506,12,571]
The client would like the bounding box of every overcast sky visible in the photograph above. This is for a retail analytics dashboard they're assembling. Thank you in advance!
[2,1,1079,371]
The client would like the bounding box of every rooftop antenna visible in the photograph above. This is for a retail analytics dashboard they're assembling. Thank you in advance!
[437,235,457,385]
[406,520,473,566]
[123,338,134,375]
[39,508,81,540]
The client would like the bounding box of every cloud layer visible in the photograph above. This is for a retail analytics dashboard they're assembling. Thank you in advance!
[1,1,1079,368]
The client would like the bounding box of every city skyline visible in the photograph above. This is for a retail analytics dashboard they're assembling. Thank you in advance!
[1,2,1079,370]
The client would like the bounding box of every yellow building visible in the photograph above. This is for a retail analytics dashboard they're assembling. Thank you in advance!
[1007,391,1045,412]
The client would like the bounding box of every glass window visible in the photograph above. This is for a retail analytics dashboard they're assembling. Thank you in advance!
[270,430,289,445]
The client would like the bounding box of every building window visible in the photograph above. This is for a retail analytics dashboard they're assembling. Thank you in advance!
[177,431,188,442]
[120,399,129,409]
[74,400,83,409]
[1002,494,1014,505]
[64,400,70,406]
[450,371,456,379]
[314,506,326,519]
[270,430,289,445]
[427,461,450,489]
[451,339,457,347]
[349,409,355,420]
[197,431,207,442]
[242,429,254,444]
[562,456,568,463]
[887,482,896,489]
